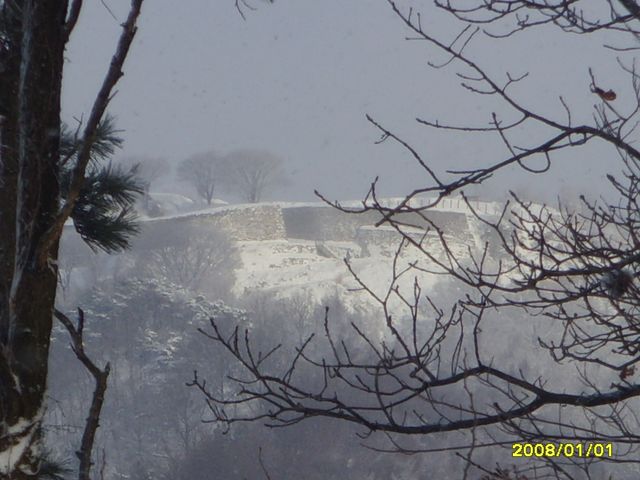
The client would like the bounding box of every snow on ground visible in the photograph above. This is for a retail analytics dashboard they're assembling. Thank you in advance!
[232,237,444,316]
[233,239,349,301]
[148,192,195,214]
[0,407,44,475]
[142,193,228,218]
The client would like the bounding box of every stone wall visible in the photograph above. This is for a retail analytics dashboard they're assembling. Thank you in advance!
[62,200,477,257]
[281,206,383,241]
[144,203,472,244]
[61,204,286,260]
[355,225,431,247]
[281,205,470,242]
[390,210,469,236]
[196,204,286,241]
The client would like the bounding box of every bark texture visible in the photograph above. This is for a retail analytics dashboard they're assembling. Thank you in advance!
[0,1,68,477]
[0,0,143,476]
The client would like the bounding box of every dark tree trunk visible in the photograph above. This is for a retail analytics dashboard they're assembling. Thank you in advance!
[0,0,142,475]
[0,1,68,477]
[0,0,22,346]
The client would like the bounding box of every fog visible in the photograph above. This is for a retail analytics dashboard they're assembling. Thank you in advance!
[45,1,640,479]
[62,0,620,202]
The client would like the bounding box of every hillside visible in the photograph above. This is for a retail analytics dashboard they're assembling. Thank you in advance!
[51,195,527,479]
[61,194,502,314]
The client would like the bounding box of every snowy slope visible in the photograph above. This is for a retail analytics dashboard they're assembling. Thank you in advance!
[232,237,449,315]
[226,195,508,314]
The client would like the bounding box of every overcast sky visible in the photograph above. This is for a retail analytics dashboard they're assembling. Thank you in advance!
[62,0,630,202]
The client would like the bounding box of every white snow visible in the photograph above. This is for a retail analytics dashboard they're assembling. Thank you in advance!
[0,406,44,475]
[232,237,443,316]
[145,192,200,216]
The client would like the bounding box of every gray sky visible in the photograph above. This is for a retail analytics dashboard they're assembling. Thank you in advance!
[62,0,629,202]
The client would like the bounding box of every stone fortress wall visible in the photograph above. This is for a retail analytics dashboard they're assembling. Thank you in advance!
[166,203,466,243]
[61,196,500,259]
[192,204,286,241]
[202,196,498,244]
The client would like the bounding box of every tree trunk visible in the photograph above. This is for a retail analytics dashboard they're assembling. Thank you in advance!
[0,1,68,477]
[0,0,143,474]
[0,0,22,346]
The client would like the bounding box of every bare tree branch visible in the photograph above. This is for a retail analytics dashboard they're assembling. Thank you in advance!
[54,308,110,480]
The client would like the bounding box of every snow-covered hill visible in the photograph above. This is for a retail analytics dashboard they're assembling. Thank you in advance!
[61,194,505,315]
[229,197,500,314]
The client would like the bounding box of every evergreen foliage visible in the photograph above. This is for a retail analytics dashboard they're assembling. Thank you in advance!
[37,453,72,480]
[60,116,144,253]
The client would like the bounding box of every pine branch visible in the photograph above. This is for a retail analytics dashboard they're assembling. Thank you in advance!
[60,117,144,253]
[36,0,144,267]
[66,164,143,253]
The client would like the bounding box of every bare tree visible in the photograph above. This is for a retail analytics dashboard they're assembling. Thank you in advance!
[117,155,170,214]
[177,151,224,206]
[191,1,640,478]
[223,149,287,203]
[54,309,110,480]
[135,221,238,292]
[119,155,169,193]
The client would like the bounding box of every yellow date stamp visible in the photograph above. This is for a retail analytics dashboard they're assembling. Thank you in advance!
[512,442,613,458]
